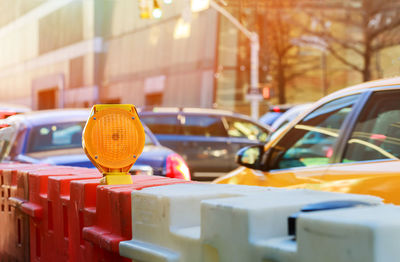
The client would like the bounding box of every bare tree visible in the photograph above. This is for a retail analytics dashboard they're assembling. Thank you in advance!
[299,0,400,81]
[258,0,320,104]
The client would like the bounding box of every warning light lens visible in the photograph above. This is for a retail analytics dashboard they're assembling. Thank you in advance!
[83,105,145,173]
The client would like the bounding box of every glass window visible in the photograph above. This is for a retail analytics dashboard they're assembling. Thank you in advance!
[0,122,17,160]
[145,93,163,106]
[140,115,180,135]
[225,117,268,142]
[343,90,400,162]
[259,112,282,126]
[182,115,227,137]
[270,94,360,169]
[144,133,154,146]
[27,122,85,153]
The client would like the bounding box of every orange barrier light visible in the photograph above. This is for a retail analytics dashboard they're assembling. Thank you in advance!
[83,104,145,185]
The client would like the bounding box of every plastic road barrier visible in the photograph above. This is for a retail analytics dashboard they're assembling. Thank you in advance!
[119,183,390,262]
[69,178,100,262]
[3,163,400,262]
[0,163,39,261]
[0,163,193,262]
[82,176,191,262]
[21,166,101,262]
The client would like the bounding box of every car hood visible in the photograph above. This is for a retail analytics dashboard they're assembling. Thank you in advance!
[22,145,174,169]
[22,148,94,168]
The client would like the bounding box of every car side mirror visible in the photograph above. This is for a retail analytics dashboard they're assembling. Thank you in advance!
[236,144,283,171]
[236,145,266,170]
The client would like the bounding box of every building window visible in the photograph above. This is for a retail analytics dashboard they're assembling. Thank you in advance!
[145,93,163,106]
[37,88,57,110]
[69,56,84,89]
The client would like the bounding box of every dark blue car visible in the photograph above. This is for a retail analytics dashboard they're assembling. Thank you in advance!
[0,109,190,180]
[139,107,271,180]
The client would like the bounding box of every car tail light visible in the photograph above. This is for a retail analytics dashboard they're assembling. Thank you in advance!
[165,154,191,181]
[0,112,16,119]
[272,106,280,112]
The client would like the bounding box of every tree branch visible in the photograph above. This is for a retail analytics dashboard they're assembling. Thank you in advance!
[326,46,363,72]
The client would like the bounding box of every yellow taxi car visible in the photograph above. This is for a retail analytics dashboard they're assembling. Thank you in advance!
[214,77,400,204]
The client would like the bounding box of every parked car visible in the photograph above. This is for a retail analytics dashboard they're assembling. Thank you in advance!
[0,109,190,180]
[139,107,271,180]
[215,77,400,204]
[259,104,294,126]
[270,103,313,132]
[0,103,31,119]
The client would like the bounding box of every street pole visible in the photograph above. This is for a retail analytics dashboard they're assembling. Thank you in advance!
[210,1,262,119]
[321,50,328,96]
[249,33,262,119]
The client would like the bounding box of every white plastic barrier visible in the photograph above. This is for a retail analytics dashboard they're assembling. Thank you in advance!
[294,205,400,262]
[119,183,387,262]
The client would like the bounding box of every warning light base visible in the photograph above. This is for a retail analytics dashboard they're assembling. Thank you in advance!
[101,172,133,185]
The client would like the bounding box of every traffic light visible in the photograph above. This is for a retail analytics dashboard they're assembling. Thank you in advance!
[138,0,162,19]
[152,0,162,18]
[262,85,273,99]
[191,0,210,12]
[139,0,151,19]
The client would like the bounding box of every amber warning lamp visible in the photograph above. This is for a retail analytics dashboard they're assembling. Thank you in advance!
[83,104,145,185]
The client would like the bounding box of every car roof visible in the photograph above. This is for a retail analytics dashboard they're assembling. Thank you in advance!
[0,103,31,113]
[139,106,242,116]
[10,108,90,127]
[139,107,272,131]
[139,106,265,122]
[6,108,159,143]
[321,76,400,102]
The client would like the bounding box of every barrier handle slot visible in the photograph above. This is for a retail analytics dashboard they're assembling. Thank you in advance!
[288,200,376,238]
[21,201,44,219]
[8,196,26,208]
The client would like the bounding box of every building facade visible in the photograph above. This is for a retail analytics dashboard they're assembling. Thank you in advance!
[0,0,218,110]
[0,0,398,116]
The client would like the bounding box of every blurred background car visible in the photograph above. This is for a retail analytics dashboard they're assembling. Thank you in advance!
[0,109,190,180]
[270,103,313,132]
[214,77,400,204]
[0,103,31,119]
[258,104,294,126]
[139,107,271,180]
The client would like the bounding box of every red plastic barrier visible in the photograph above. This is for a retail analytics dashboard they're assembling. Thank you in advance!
[48,174,102,261]
[0,163,49,261]
[22,166,101,262]
[82,175,192,262]
[69,178,100,262]
[0,163,194,262]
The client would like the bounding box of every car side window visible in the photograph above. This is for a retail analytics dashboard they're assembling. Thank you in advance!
[270,94,360,170]
[342,90,400,162]
[140,115,180,135]
[182,115,227,137]
[225,117,268,142]
[27,122,85,152]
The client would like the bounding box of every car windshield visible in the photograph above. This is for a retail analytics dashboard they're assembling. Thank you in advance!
[27,121,153,153]
[27,122,86,153]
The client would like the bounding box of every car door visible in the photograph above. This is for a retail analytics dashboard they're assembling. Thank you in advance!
[180,114,230,180]
[325,88,400,204]
[216,94,362,187]
[223,116,269,170]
